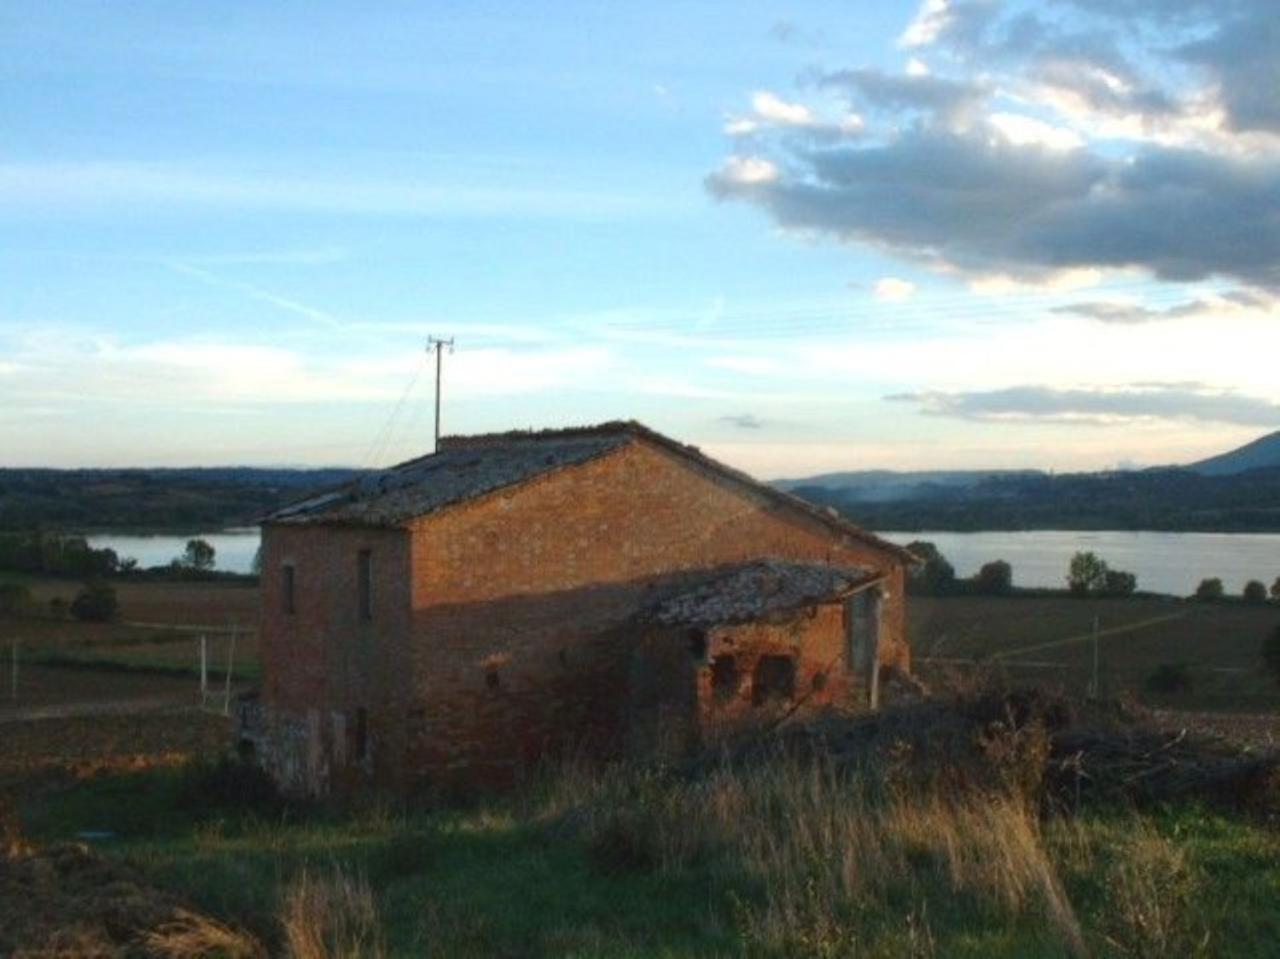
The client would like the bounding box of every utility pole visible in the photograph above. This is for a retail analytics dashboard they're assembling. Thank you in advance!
[427,336,454,452]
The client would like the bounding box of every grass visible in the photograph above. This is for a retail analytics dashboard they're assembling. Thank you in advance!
[911,595,1280,711]
[10,728,1280,958]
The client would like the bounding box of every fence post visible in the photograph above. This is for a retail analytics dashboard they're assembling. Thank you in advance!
[223,622,238,717]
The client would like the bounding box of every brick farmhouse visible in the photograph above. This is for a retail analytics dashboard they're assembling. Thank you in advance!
[240,422,917,796]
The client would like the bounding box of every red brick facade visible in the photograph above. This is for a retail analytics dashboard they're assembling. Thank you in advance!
[250,428,911,796]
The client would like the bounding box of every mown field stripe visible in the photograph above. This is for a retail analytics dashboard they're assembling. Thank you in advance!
[993,610,1190,661]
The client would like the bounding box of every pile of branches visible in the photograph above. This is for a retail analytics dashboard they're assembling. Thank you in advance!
[1047,726,1280,814]
[690,683,1280,817]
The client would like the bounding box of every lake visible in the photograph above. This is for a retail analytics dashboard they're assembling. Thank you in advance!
[86,527,1280,597]
[881,530,1280,597]
[87,528,261,575]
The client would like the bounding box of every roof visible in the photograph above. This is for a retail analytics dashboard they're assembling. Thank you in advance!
[265,421,916,563]
[644,559,883,627]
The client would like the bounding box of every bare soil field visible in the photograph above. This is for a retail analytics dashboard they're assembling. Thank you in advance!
[911,594,1280,713]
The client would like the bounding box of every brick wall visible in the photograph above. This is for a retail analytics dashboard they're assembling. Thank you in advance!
[402,438,908,790]
[258,523,411,793]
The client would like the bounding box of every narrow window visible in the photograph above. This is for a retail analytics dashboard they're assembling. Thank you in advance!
[357,550,372,621]
[282,564,295,615]
[710,654,739,703]
[354,707,368,761]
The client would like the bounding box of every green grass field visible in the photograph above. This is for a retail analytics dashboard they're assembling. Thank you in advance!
[6,711,1280,958]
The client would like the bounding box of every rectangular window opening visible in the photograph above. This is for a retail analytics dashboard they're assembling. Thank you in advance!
[357,549,372,621]
[354,707,368,761]
[282,564,295,615]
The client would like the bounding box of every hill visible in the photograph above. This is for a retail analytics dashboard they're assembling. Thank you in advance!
[0,467,360,530]
[1190,430,1280,476]
[774,469,1043,502]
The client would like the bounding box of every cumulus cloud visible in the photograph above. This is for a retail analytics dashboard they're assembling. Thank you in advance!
[887,383,1280,427]
[710,0,1280,291]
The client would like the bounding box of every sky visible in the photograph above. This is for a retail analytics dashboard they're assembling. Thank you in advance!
[2,0,1278,477]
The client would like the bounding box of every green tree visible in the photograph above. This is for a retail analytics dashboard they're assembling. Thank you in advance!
[905,541,956,595]
[1067,551,1108,597]
[973,560,1013,595]
[1270,577,1280,602]
[1264,625,1280,685]
[1243,580,1268,604]
[70,580,119,622]
[1194,577,1225,602]
[180,538,216,571]
[1100,569,1137,597]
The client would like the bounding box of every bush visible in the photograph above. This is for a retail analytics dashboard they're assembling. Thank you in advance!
[69,580,118,622]
[1100,569,1137,598]
[906,541,956,595]
[1146,663,1193,695]
[973,560,1013,595]
[1263,626,1280,686]
[1271,577,1280,603]
[0,583,33,617]
[176,756,282,814]
[1193,578,1224,602]
[1243,580,1268,604]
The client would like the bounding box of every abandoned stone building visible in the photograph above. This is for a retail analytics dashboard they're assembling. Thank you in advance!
[240,421,917,795]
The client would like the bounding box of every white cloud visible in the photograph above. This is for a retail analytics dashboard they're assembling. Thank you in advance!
[900,0,951,48]
[987,112,1085,151]
[713,156,779,186]
[751,91,814,127]
[705,355,780,375]
[873,277,916,302]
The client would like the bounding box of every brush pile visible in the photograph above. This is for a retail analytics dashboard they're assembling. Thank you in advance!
[695,681,1280,817]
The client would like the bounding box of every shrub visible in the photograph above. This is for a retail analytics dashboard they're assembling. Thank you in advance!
[69,580,118,622]
[0,583,33,617]
[1271,577,1280,603]
[1243,580,1268,604]
[1145,663,1193,695]
[974,559,1013,595]
[1263,626,1280,686]
[1193,578,1224,602]
[906,541,956,595]
[176,756,281,814]
[1100,569,1137,597]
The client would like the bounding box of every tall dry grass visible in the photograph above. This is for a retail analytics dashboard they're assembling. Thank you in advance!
[141,909,267,959]
[280,867,386,959]
[537,752,1088,957]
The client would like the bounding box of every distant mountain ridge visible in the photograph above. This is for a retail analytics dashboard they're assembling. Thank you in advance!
[774,431,1280,533]
[1189,431,1280,477]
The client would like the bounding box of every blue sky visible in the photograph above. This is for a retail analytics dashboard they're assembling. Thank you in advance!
[2,0,1277,476]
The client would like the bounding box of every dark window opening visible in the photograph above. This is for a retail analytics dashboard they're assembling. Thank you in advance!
[357,550,372,621]
[282,564,295,615]
[710,655,739,703]
[752,656,797,706]
[486,669,501,691]
[236,738,257,763]
[354,707,368,761]
[687,628,707,659]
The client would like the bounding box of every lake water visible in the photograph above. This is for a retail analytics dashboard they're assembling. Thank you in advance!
[86,527,1280,597]
[87,528,260,574]
[881,530,1280,597]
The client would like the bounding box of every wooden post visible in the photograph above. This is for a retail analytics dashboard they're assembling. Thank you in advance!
[200,634,208,707]
[223,623,238,716]
[1089,615,1100,699]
